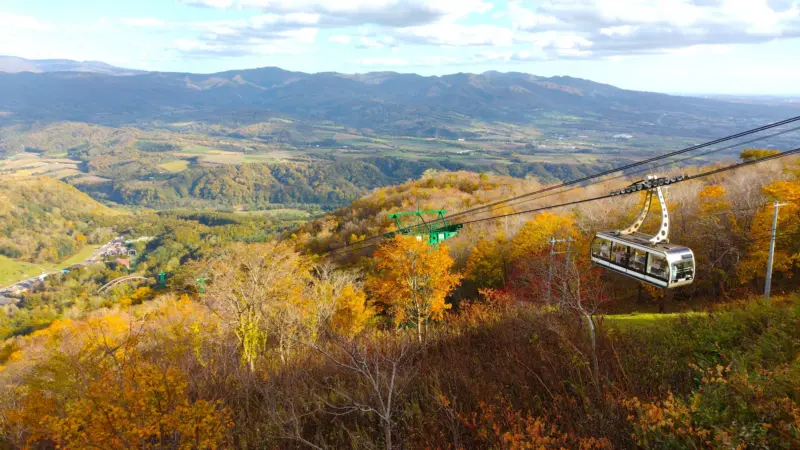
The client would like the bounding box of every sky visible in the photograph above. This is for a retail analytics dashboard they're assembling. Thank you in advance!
[1,0,799,95]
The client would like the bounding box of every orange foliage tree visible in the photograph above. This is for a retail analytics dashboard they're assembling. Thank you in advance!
[738,179,800,286]
[366,235,462,341]
[1,304,232,449]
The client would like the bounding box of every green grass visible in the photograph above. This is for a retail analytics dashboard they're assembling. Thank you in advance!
[601,311,708,329]
[158,160,190,172]
[0,245,100,287]
[60,245,101,267]
[0,256,47,287]
[180,145,216,155]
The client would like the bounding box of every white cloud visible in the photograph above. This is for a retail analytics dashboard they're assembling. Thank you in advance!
[416,55,463,65]
[120,17,166,27]
[388,23,514,46]
[667,44,734,56]
[599,25,637,37]
[356,36,397,48]
[328,35,351,44]
[0,13,52,31]
[506,0,800,60]
[351,57,410,66]
[183,0,493,27]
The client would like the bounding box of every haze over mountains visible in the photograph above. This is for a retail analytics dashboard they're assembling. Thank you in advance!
[0,55,143,76]
[1,56,797,140]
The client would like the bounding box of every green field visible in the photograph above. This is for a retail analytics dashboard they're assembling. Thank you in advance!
[180,145,217,155]
[158,160,190,172]
[601,311,707,329]
[0,245,100,287]
[0,256,48,287]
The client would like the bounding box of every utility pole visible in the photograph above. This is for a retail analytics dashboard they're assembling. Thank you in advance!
[547,238,556,302]
[563,237,572,309]
[546,237,572,306]
[765,201,787,302]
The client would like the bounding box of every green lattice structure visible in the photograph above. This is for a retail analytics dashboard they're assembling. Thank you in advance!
[388,209,462,245]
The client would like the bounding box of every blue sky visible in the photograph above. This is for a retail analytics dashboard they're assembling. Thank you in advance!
[1,0,799,95]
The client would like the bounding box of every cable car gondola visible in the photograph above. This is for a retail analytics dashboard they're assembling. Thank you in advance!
[590,175,695,289]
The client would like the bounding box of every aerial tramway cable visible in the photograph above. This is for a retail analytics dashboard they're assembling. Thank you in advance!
[330,146,800,256]
[463,125,800,217]
[326,116,800,254]
[445,116,800,221]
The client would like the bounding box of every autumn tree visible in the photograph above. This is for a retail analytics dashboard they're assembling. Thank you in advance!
[738,179,800,287]
[510,212,578,262]
[739,148,781,162]
[466,232,511,289]
[2,306,232,449]
[308,262,374,338]
[691,185,741,297]
[203,241,313,369]
[366,236,462,342]
[310,331,420,450]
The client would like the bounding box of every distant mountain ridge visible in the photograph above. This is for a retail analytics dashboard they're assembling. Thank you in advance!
[0,59,797,138]
[0,55,143,75]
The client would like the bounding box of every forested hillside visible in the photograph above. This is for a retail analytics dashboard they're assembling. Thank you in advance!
[0,176,117,263]
[2,155,800,448]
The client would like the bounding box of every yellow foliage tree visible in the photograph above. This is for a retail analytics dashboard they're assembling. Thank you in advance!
[331,284,375,337]
[698,185,732,217]
[366,236,462,341]
[466,232,510,289]
[739,148,781,162]
[738,179,800,284]
[3,307,232,449]
[204,242,314,369]
[510,212,577,261]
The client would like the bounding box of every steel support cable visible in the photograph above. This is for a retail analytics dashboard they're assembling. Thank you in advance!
[326,117,800,255]
[454,146,800,227]
[444,116,800,221]
[465,125,800,218]
[330,147,800,256]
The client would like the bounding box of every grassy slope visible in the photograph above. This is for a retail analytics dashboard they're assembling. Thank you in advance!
[0,245,101,286]
[0,176,119,286]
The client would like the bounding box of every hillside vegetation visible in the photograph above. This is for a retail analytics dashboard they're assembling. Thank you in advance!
[2,156,800,448]
[0,176,118,264]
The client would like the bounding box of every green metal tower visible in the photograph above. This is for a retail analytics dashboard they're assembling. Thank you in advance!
[195,277,208,294]
[388,207,463,245]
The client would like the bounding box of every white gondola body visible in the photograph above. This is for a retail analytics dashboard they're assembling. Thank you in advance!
[590,231,695,288]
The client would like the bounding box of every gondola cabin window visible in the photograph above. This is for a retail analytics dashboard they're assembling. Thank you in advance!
[647,253,668,280]
[629,248,647,272]
[611,242,629,265]
[673,258,694,280]
[591,237,611,260]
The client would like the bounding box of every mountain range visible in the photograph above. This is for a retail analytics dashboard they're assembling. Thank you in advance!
[0,55,143,75]
[1,56,797,139]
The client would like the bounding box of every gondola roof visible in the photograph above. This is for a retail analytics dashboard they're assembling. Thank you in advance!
[596,231,691,254]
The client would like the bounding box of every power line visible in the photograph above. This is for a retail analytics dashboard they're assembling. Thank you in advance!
[330,146,800,256]
[469,125,800,217]
[456,146,800,227]
[445,116,800,221]
[326,116,800,254]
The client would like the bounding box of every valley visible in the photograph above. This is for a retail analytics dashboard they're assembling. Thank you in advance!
[2,60,800,449]
[1,67,797,214]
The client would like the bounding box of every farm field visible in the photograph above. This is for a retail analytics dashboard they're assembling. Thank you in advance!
[0,153,81,179]
[158,160,191,172]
